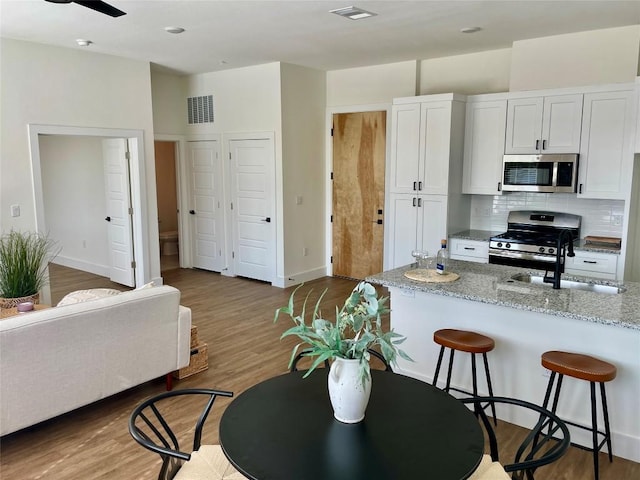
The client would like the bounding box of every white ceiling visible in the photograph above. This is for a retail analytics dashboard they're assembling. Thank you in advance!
[1,0,639,75]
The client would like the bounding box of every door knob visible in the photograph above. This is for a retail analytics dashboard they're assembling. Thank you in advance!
[189,210,196,215]
[105,216,111,222]
[262,217,271,223]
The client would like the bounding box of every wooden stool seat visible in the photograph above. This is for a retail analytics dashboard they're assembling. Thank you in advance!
[542,351,617,383]
[434,329,495,354]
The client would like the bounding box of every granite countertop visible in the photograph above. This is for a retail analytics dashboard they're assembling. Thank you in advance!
[449,230,621,254]
[366,260,640,330]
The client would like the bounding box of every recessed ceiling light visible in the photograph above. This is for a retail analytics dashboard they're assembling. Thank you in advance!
[76,39,92,47]
[460,27,482,34]
[330,6,377,20]
[164,26,185,34]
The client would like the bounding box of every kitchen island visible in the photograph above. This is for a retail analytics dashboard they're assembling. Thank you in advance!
[366,260,640,462]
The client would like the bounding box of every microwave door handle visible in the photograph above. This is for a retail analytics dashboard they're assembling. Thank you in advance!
[551,162,558,191]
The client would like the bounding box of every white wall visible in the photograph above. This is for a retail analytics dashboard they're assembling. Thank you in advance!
[0,39,160,281]
[327,60,418,106]
[40,135,110,273]
[151,72,188,135]
[280,63,327,283]
[510,25,640,91]
[420,48,512,95]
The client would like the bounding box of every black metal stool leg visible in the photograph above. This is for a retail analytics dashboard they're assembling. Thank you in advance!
[482,352,497,426]
[445,349,455,392]
[471,353,478,396]
[590,381,600,480]
[541,371,557,410]
[433,346,445,387]
[550,374,564,415]
[600,382,613,463]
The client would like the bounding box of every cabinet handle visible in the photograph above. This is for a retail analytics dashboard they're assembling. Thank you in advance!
[464,247,476,251]
[417,198,422,207]
[497,182,502,192]
[418,181,423,191]
[535,139,540,150]
[542,139,547,150]
[413,181,417,191]
[412,197,417,207]
[583,260,598,264]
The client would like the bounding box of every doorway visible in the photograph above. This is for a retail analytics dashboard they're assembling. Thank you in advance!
[29,124,149,303]
[154,141,180,272]
[331,111,387,280]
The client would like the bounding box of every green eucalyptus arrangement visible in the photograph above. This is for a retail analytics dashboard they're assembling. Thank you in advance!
[0,230,59,300]
[274,281,411,384]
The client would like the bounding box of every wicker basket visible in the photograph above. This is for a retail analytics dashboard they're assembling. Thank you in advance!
[0,293,40,309]
[190,325,199,348]
[173,342,209,379]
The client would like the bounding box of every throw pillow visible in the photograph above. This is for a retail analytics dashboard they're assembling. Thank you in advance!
[56,288,122,307]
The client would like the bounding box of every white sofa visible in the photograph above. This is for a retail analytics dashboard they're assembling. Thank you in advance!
[0,285,191,436]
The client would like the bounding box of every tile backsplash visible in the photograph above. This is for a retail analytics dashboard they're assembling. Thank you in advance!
[470,192,625,238]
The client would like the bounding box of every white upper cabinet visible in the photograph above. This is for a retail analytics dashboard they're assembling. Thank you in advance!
[505,94,583,154]
[462,99,507,195]
[389,103,421,194]
[578,89,636,200]
[389,100,455,195]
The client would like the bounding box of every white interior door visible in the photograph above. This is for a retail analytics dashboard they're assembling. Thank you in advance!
[229,137,275,283]
[102,138,135,287]
[188,141,224,272]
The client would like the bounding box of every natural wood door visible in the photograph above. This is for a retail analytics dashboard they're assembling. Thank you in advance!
[332,111,386,279]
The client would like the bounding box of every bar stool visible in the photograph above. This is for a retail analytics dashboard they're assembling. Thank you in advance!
[541,351,617,480]
[432,328,497,423]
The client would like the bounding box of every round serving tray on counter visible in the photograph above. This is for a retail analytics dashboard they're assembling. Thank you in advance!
[404,268,459,283]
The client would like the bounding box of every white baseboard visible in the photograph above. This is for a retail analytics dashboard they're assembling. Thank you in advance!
[52,256,109,278]
[274,266,326,288]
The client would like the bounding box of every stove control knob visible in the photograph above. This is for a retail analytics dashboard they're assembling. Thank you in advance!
[505,243,511,249]
[548,248,555,254]
[539,247,545,253]
[497,242,503,248]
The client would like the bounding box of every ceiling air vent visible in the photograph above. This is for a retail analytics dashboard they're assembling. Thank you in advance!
[187,95,214,124]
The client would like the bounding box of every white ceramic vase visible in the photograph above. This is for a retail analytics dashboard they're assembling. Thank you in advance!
[328,357,371,423]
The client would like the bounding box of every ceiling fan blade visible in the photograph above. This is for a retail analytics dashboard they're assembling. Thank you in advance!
[73,0,126,17]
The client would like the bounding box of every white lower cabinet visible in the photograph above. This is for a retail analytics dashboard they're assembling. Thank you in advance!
[387,193,447,268]
[565,250,618,280]
[448,238,489,263]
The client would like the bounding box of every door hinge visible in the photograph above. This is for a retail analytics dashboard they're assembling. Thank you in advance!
[330,215,333,223]
[232,251,235,259]
[330,256,333,264]
[131,260,136,268]
[128,207,133,215]
[229,152,232,160]
[230,202,234,210]
[331,127,334,137]
[125,151,130,160]
[330,172,334,180]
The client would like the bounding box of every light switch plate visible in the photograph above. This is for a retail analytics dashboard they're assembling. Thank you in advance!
[10,204,20,217]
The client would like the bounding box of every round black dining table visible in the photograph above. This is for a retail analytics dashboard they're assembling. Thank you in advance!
[219,369,484,480]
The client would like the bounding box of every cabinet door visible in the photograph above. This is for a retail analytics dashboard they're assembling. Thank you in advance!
[565,251,618,280]
[420,101,452,195]
[389,103,421,194]
[505,97,543,154]
[462,100,507,194]
[386,194,419,268]
[418,195,448,257]
[578,90,635,200]
[541,94,583,153]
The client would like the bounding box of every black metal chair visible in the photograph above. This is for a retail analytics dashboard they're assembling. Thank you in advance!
[128,388,237,480]
[289,348,392,372]
[461,396,571,480]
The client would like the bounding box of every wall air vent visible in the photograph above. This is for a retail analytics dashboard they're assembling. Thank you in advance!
[187,95,214,124]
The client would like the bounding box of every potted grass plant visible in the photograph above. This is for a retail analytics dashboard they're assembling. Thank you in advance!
[0,230,59,308]
[274,281,411,423]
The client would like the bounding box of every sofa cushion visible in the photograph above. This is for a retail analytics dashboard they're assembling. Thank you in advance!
[57,288,122,306]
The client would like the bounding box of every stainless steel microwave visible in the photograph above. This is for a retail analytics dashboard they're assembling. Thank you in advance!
[502,154,578,193]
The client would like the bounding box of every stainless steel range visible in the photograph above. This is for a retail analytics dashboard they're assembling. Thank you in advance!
[489,210,581,272]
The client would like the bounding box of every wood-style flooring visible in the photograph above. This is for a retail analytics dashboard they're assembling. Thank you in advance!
[1,265,638,479]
